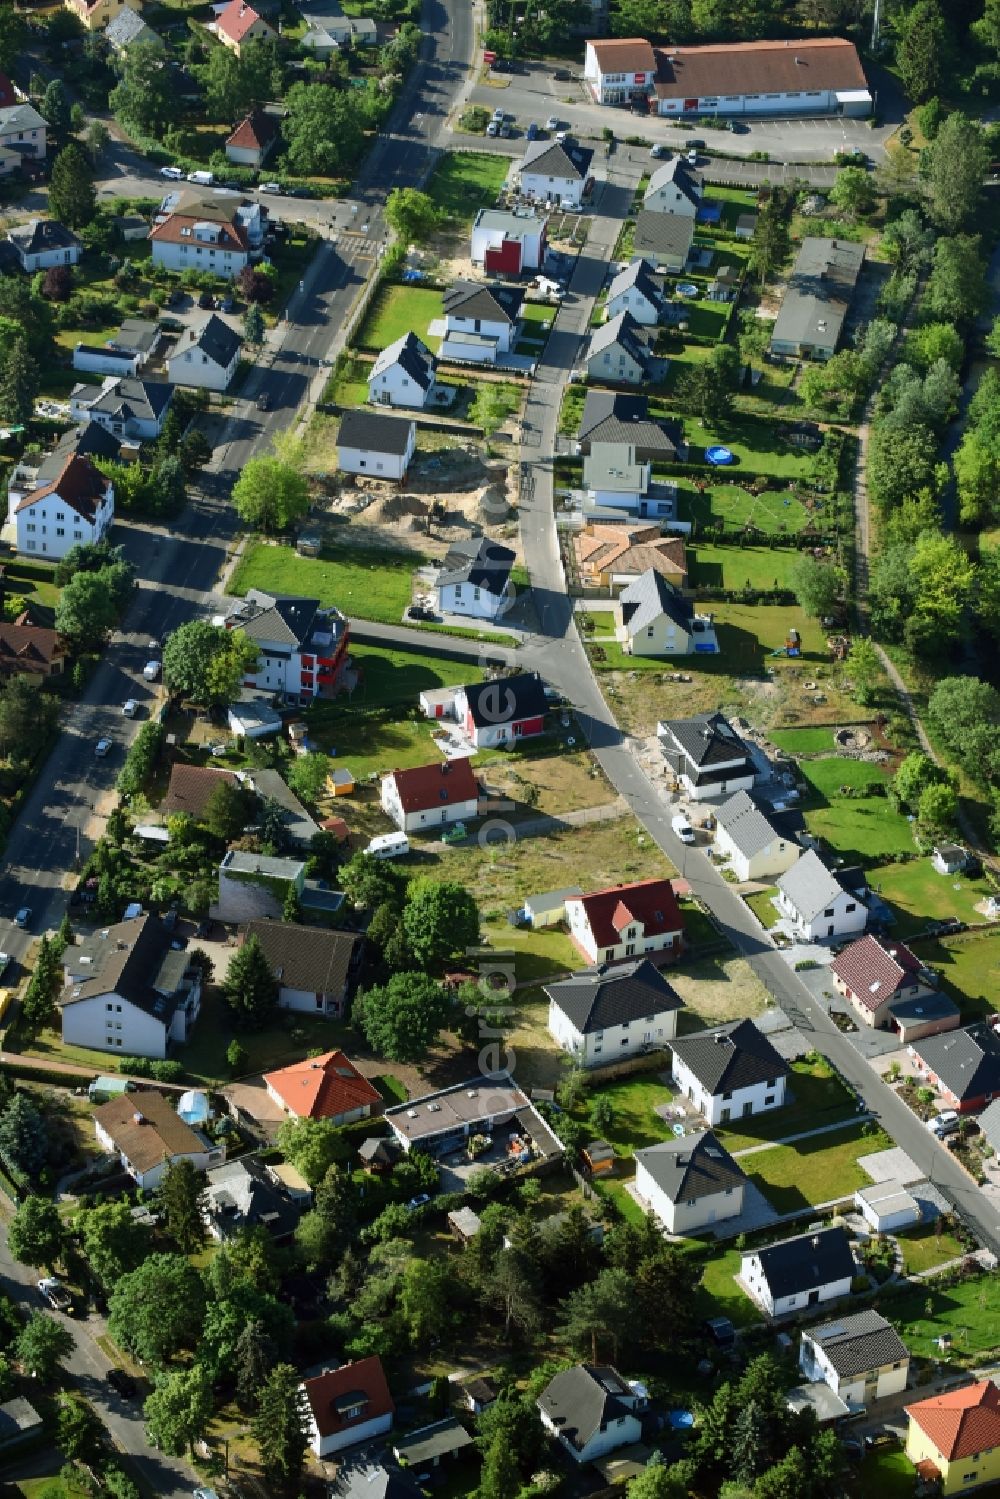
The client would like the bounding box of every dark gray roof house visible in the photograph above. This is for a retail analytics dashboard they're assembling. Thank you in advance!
[105,6,164,50]
[175,312,242,371]
[632,210,695,266]
[544,957,683,1036]
[8,218,82,264]
[226,589,323,647]
[71,376,173,431]
[913,1024,1000,1108]
[521,138,594,183]
[644,157,703,209]
[247,769,321,846]
[977,1098,1000,1153]
[715,790,787,862]
[462,672,547,729]
[442,280,524,325]
[537,1365,641,1457]
[59,913,201,1032]
[618,569,695,641]
[670,1018,788,1097]
[339,1469,424,1499]
[749,1226,856,1304]
[371,331,436,393]
[635,1129,746,1205]
[577,391,684,461]
[658,711,755,789]
[777,849,860,925]
[770,237,865,361]
[337,408,416,456]
[243,919,358,1003]
[204,1156,302,1241]
[803,1310,909,1377]
[606,258,669,316]
[587,309,656,376]
[437,536,515,598]
[392,1418,475,1467]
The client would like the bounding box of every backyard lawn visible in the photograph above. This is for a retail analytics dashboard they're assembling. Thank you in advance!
[569,1073,674,1159]
[896,1221,966,1276]
[355,285,444,353]
[909,929,1000,1022]
[744,888,779,926]
[327,353,373,408]
[589,602,829,677]
[230,540,419,624]
[884,1272,1000,1362]
[679,480,812,535]
[426,151,511,224]
[691,1246,762,1329]
[741,1123,892,1214]
[687,543,799,592]
[857,1450,916,1499]
[869,858,995,939]
[681,413,821,480]
[714,1056,858,1151]
[769,726,837,754]
[797,757,915,864]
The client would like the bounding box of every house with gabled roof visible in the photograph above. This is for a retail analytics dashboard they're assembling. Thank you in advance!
[0,103,47,161]
[585,310,656,385]
[436,537,515,621]
[150,205,251,276]
[12,451,114,560]
[565,878,684,967]
[776,849,868,942]
[69,376,173,442]
[94,1088,223,1190]
[161,764,239,819]
[616,568,717,657]
[302,1357,395,1458]
[455,674,548,749]
[635,1129,747,1234]
[8,219,81,273]
[713,789,798,882]
[337,409,416,481]
[643,158,703,217]
[203,1155,303,1242]
[519,138,595,208]
[770,237,865,362]
[605,259,670,327]
[632,210,695,272]
[225,108,279,168]
[105,6,164,51]
[167,313,242,391]
[831,933,958,1040]
[65,0,141,32]
[905,1379,1000,1493]
[223,588,349,700]
[216,0,275,54]
[741,1225,856,1319]
[912,1025,1000,1115]
[368,331,438,410]
[537,1365,645,1463]
[545,957,684,1067]
[576,391,685,462]
[264,1049,380,1124]
[671,1017,787,1125]
[441,281,524,364]
[243,919,358,1018]
[800,1310,910,1411]
[0,619,68,681]
[59,914,204,1059]
[657,711,755,802]
[381,758,481,834]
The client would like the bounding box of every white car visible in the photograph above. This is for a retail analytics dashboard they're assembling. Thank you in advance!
[650,143,668,158]
[259,181,281,193]
[671,814,696,845]
[546,115,559,130]
[159,166,183,180]
[143,660,160,681]
[927,1110,960,1137]
[95,738,113,758]
[556,131,568,143]
[492,107,504,123]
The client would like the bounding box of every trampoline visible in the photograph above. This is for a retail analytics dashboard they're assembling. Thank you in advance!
[705,446,735,466]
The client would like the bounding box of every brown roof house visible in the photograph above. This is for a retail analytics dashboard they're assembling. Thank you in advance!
[0,616,68,680]
[830,934,960,1042]
[243,919,358,1018]
[12,450,114,562]
[225,108,280,169]
[93,1088,224,1190]
[59,913,205,1060]
[161,763,240,819]
[574,522,687,591]
[302,1356,395,1457]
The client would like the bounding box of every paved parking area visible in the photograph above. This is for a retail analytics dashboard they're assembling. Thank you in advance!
[857,1146,922,1186]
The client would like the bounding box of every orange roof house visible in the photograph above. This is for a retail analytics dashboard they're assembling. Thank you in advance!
[264,1050,381,1125]
[301,1356,395,1457]
[905,1380,1000,1494]
[225,108,280,168]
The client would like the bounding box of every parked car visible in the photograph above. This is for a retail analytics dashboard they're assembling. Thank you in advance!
[406,1194,431,1211]
[38,1278,73,1314]
[526,121,538,140]
[546,115,559,130]
[630,93,649,113]
[553,68,570,81]
[726,119,748,133]
[486,121,499,137]
[259,181,281,193]
[688,137,706,149]
[159,165,183,180]
[927,1110,960,1138]
[499,122,511,137]
[220,295,235,313]
[671,814,696,845]
[407,605,436,621]
[198,291,216,310]
[143,660,160,681]
[106,1367,137,1398]
[650,143,670,158]
[95,738,113,758]
[703,1316,736,1348]
[14,907,31,929]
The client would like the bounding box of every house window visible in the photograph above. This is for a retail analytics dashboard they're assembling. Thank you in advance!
[846,903,856,912]
[722,1091,732,1101]
[26,523,35,533]
[106,1003,113,1012]
[625,943,635,956]
[823,907,834,917]
[56,527,64,537]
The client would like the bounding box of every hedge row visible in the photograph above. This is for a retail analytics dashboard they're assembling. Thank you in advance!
[0,1060,94,1089]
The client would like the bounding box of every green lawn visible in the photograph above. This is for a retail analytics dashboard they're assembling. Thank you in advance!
[769,726,837,754]
[869,858,995,940]
[230,541,420,624]
[426,151,511,224]
[691,1246,762,1329]
[857,1450,916,1499]
[798,757,891,796]
[678,480,812,535]
[570,1074,674,1160]
[896,1221,966,1276]
[588,603,830,677]
[909,930,1000,1022]
[744,888,779,926]
[686,543,799,592]
[742,1123,892,1214]
[681,413,821,480]
[884,1272,1000,1361]
[714,1057,858,1151]
[796,757,915,864]
[328,353,373,408]
[355,285,444,353]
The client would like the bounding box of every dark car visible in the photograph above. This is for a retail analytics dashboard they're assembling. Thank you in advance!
[726,119,748,133]
[166,288,184,307]
[220,295,235,312]
[106,1367,137,1399]
[703,1316,736,1348]
[630,93,649,113]
[407,605,436,622]
[553,68,570,80]
[198,291,216,310]
[687,137,706,149]
[257,392,270,411]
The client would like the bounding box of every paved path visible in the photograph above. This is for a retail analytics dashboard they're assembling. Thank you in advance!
[729,1114,877,1157]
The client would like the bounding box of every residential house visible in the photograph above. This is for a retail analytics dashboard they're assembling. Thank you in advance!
[339,1472,423,1499]
[203,1155,303,1242]
[242,919,358,1018]
[299,2,377,54]
[912,1025,1000,1115]
[740,1226,856,1318]
[854,1180,921,1234]
[337,409,415,482]
[537,1365,645,1463]
[670,1017,788,1126]
[94,1088,223,1190]
[605,259,670,326]
[770,238,865,362]
[583,442,673,518]
[392,1419,475,1470]
[576,391,685,462]
[59,914,203,1059]
[643,158,703,216]
[455,674,548,749]
[585,311,656,385]
[0,1398,43,1454]
[384,1073,565,1160]
[976,1099,1000,1157]
[440,281,524,365]
[149,205,251,276]
[830,933,959,1039]
[634,1129,747,1234]
[713,789,799,883]
[217,849,305,923]
[933,843,969,876]
[574,523,688,592]
[565,877,684,967]
[246,768,320,846]
[161,763,238,819]
[616,568,717,656]
[583,36,871,118]
[74,318,163,377]
[800,1311,910,1412]
[380,758,480,834]
[69,376,173,442]
[708,261,740,303]
[631,210,695,272]
[65,0,141,31]
[471,208,547,273]
[105,7,164,50]
[657,711,756,802]
[0,620,68,681]
[302,1357,395,1458]
[436,536,515,621]
[518,138,595,208]
[776,849,868,942]
[223,588,349,700]
[264,1049,381,1125]
[8,220,81,273]
[905,1380,1000,1494]
[167,314,242,392]
[216,0,275,54]
[12,451,113,561]
[0,147,22,180]
[545,957,684,1068]
[225,109,279,169]
[0,103,47,161]
[368,332,437,409]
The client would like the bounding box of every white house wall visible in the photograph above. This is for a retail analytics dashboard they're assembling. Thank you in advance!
[634,1157,744,1234]
[307,1410,393,1459]
[671,1053,786,1127]
[63,991,167,1059]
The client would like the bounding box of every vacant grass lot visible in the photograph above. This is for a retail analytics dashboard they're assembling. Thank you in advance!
[869,859,994,939]
[230,541,419,623]
[744,888,779,926]
[796,757,915,864]
[714,1056,857,1152]
[769,726,837,753]
[426,151,510,224]
[742,1123,892,1214]
[670,955,771,1024]
[687,543,799,592]
[885,1273,1000,1362]
[356,285,444,353]
[909,930,1000,1022]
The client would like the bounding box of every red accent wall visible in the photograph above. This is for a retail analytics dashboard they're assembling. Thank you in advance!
[485,238,522,275]
[515,715,545,737]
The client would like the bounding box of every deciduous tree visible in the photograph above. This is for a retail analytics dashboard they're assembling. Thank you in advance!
[385,188,439,244]
[144,1365,213,1456]
[163,621,259,705]
[232,456,309,533]
[353,971,452,1061]
[402,878,479,968]
[788,554,843,619]
[108,1254,205,1366]
[276,1116,343,1188]
[924,112,989,229]
[7,1195,62,1270]
[285,751,330,804]
[75,1199,151,1288]
[15,1312,73,1381]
